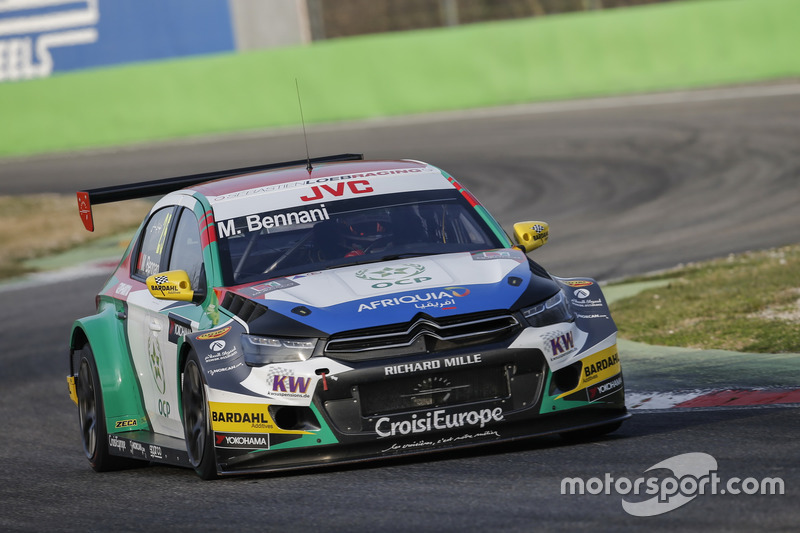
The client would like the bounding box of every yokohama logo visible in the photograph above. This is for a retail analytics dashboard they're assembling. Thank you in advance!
[215,433,269,449]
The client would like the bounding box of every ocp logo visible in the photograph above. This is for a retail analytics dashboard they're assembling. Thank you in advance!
[356,263,430,289]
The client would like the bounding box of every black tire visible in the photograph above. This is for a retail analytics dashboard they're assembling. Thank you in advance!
[75,343,144,471]
[560,421,623,442]
[181,350,218,480]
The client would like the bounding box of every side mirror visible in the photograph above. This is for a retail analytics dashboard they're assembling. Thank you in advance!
[146,270,197,302]
[512,221,549,253]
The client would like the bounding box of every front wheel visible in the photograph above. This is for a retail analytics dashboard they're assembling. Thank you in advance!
[181,350,218,479]
[75,343,144,471]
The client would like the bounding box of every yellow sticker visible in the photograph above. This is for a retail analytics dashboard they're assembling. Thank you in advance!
[555,345,621,400]
[197,326,231,340]
[208,402,311,434]
[579,345,621,386]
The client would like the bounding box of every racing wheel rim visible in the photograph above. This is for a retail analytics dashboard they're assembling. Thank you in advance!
[182,360,207,467]
[77,357,97,459]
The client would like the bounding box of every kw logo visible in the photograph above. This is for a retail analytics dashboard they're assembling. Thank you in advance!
[272,376,312,394]
[300,180,373,201]
[550,332,575,356]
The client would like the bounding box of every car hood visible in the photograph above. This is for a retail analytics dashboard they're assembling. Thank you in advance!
[226,249,558,335]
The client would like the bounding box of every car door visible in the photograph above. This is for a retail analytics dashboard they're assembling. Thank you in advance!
[127,200,207,438]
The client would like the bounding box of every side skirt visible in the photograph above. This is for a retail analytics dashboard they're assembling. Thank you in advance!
[106,430,190,468]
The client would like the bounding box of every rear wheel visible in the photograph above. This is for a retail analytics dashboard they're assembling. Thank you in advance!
[181,350,218,479]
[75,343,143,471]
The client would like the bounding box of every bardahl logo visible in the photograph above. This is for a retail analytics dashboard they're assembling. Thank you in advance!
[563,280,594,288]
[197,326,231,340]
[584,352,620,380]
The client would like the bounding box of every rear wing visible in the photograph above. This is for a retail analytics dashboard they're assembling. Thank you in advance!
[76,153,363,231]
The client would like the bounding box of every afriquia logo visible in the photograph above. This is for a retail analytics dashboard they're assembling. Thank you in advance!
[561,452,784,516]
[356,263,429,289]
[357,287,471,312]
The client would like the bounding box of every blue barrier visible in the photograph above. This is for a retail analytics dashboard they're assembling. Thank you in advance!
[0,0,234,82]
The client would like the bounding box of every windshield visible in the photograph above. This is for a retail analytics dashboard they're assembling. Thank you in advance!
[215,190,505,286]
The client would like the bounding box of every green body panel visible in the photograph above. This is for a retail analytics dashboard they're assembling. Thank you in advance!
[538,372,591,414]
[71,301,150,432]
[269,404,339,451]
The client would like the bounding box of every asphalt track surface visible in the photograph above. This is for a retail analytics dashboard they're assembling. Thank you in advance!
[1,84,799,531]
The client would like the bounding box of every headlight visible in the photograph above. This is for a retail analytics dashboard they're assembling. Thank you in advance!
[242,335,317,366]
[522,290,574,327]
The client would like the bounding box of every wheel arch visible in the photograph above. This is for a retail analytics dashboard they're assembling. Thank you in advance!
[70,307,147,426]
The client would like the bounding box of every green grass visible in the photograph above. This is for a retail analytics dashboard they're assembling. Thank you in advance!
[1,0,800,158]
[0,195,150,280]
[609,245,800,353]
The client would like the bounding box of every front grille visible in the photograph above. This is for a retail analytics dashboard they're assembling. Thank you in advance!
[359,365,510,416]
[325,312,520,361]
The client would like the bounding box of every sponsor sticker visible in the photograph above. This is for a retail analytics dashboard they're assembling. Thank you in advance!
[540,329,577,362]
[207,362,244,377]
[271,375,313,398]
[130,441,148,459]
[588,375,624,402]
[380,429,501,454]
[197,326,232,340]
[149,445,164,460]
[208,402,312,434]
[168,315,192,344]
[580,346,621,386]
[571,287,603,309]
[470,250,525,262]
[563,280,594,288]
[115,282,132,297]
[108,435,127,453]
[384,354,482,376]
[357,286,470,312]
[246,278,299,296]
[217,204,331,238]
[300,180,373,202]
[214,432,270,450]
[147,336,167,395]
[374,407,504,438]
[213,168,425,202]
[356,263,431,289]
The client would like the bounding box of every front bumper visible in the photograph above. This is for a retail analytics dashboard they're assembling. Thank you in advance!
[211,339,627,475]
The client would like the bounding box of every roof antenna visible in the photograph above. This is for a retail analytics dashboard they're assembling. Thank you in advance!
[296,79,313,174]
